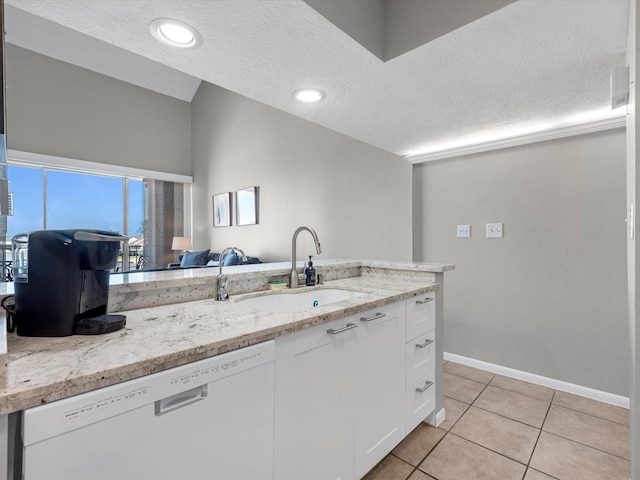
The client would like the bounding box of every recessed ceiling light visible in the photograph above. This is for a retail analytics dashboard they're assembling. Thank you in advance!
[150,18,202,49]
[294,89,325,103]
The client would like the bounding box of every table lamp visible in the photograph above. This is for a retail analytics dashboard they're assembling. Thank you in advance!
[171,236,192,261]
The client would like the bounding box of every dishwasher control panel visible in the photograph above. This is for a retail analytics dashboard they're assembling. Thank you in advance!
[23,340,275,446]
[63,384,152,422]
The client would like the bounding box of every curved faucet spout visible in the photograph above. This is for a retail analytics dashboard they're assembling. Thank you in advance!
[290,226,321,289]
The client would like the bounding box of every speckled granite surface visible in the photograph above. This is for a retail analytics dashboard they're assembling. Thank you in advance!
[0,259,453,415]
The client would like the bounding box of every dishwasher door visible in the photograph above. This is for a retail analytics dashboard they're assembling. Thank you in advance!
[20,341,275,480]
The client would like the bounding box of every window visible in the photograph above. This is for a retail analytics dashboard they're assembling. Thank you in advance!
[5,162,190,278]
[7,165,44,238]
[46,170,124,232]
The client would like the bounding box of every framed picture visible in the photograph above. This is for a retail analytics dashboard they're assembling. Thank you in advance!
[213,192,232,227]
[236,186,258,226]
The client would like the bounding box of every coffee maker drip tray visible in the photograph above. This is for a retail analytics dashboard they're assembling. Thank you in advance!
[75,314,126,335]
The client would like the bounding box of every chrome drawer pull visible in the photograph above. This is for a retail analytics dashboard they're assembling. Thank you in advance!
[416,298,434,305]
[327,322,357,335]
[360,312,386,322]
[415,380,434,393]
[415,339,434,349]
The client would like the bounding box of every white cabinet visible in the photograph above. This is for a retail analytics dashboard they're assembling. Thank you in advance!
[405,293,437,433]
[274,317,357,480]
[274,297,432,480]
[14,291,438,480]
[354,303,405,479]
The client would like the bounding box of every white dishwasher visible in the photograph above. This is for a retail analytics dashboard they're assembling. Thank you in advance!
[18,340,275,480]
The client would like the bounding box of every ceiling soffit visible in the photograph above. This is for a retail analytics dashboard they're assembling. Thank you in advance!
[303,0,517,61]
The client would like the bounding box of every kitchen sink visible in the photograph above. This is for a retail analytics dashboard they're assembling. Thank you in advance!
[236,287,367,313]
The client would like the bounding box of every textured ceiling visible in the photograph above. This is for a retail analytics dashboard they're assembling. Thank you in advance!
[3,0,630,159]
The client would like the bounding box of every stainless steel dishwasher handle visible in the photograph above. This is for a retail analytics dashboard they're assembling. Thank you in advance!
[154,384,208,416]
[415,380,434,393]
[327,323,357,335]
[416,297,434,305]
[360,312,386,323]
[416,339,434,349]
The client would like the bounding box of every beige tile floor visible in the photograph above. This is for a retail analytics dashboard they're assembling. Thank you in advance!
[363,361,630,480]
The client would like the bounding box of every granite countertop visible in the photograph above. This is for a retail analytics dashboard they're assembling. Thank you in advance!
[0,259,453,415]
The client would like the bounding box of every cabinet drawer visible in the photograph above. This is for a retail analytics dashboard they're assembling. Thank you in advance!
[406,294,435,341]
[292,317,358,356]
[406,370,436,433]
[405,330,435,388]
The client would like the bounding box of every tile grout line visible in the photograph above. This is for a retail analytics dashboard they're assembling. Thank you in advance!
[448,369,555,405]
[541,393,631,462]
[390,423,451,479]
[487,382,554,403]
[438,379,552,473]
[448,361,629,425]
[539,430,632,463]
[443,431,533,471]
[522,466,562,480]
[469,402,548,430]
[549,400,630,427]
[524,388,555,469]
[448,374,551,430]
[442,363,630,478]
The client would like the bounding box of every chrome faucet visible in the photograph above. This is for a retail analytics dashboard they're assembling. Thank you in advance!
[290,226,322,288]
[216,247,247,301]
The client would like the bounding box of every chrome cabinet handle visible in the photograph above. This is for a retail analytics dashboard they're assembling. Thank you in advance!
[327,323,357,335]
[415,380,434,393]
[360,312,386,323]
[416,298,434,305]
[415,339,434,349]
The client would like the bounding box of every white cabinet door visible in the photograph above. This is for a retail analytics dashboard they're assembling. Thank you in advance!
[274,318,357,480]
[354,303,405,479]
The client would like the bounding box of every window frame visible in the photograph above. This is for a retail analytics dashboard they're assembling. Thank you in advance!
[7,149,193,273]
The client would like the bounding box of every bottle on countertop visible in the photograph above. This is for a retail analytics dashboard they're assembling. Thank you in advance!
[305,255,316,286]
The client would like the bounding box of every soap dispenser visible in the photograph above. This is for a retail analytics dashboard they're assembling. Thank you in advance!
[305,255,316,286]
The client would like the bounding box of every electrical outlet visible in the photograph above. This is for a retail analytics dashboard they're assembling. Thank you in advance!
[486,223,503,238]
[457,225,471,238]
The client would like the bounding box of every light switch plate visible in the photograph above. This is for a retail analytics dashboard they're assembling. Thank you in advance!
[457,225,471,238]
[486,223,503,238]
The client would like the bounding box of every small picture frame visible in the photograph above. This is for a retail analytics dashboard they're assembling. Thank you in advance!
[236,186,258,226]
[213,192,232,227]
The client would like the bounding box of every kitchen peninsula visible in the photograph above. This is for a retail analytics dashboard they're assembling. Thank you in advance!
[0,259,453,480]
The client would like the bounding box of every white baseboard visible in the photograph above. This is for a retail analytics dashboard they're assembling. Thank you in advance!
[444,352,630,409]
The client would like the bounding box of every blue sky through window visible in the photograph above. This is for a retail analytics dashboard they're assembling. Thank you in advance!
[7,165,144,239]
[7,165,43,238]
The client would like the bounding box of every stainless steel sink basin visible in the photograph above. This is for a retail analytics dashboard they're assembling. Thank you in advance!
[236,288,367,313]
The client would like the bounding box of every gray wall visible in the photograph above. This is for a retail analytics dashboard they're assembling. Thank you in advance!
[5,44,191,176]
[414,129,629,395]
[626,0,638,471]
[191,81,412,262]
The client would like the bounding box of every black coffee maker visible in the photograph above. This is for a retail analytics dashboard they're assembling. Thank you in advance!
[10,229,128,337]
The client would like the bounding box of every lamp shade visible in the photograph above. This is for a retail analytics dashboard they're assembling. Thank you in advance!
[171,236,192,251]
